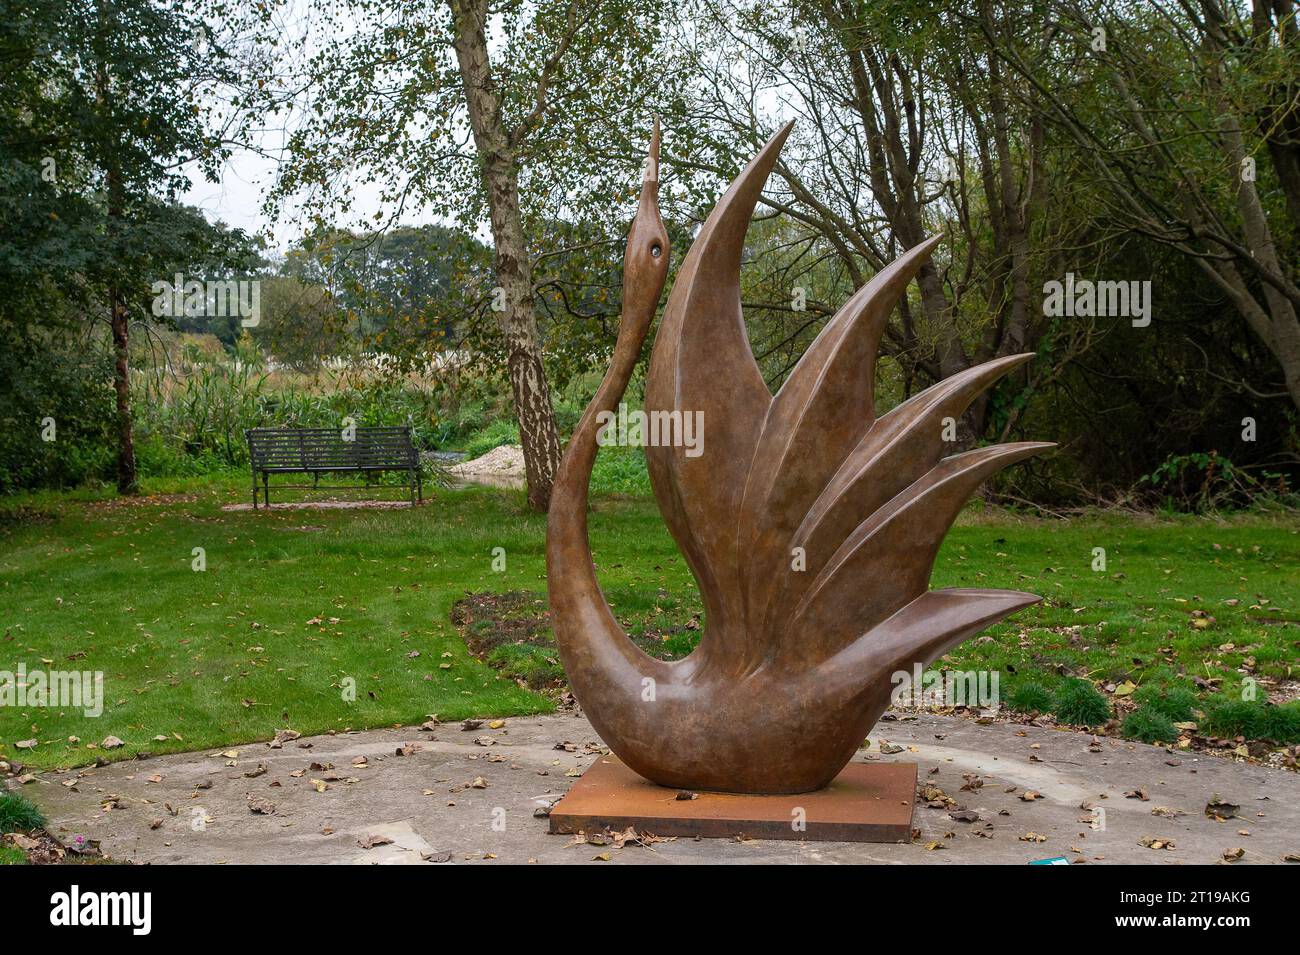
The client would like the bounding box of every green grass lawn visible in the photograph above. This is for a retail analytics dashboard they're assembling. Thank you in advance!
[2,471,1297,771]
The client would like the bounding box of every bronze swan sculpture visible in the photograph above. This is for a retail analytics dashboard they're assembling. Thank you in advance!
[546,120,1052,794]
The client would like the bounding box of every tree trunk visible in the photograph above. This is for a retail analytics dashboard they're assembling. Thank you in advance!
[448,0,561,511]
[110,291,137,494]
[97,45,136,495]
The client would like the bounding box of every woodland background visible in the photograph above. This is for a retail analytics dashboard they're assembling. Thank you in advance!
[3,0,1299,513]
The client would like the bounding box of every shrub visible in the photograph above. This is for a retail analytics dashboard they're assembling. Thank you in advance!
[1132,684,1198,722]
[1122,707,1179,744]
[1052,678,1111,726]
[0,329,116,491]
[1006,682,1053,714]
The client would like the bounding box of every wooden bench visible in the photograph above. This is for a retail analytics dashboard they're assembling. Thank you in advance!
[245,426,422,508]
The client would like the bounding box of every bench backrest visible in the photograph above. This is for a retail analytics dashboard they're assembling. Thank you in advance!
[246,427,417,470]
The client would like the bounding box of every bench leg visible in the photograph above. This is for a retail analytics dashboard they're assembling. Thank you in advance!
[252,471,258,510]
[263,472,269,508]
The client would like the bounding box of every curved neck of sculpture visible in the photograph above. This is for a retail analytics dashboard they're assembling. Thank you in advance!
[544,293,661,681]
[545,126,670,686]
[554,319,650,516]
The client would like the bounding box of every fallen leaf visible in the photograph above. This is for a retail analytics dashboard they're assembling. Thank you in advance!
[1205,797,1240,821]
[1139,836,1176,850]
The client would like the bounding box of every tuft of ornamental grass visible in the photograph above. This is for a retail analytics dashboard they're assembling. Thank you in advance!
[1006,682,1053,714]
[1122,706,1179,744]
[1199,696,1300,743]
[1052,678,1112,727]
[0,791,45,834]
[1132,684,1198,723]
[1259,703,1300,744]
[1200,697,1265,739]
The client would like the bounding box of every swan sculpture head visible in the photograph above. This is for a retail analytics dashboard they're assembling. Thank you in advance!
[622,118,670,336]
[546,122,1053,794]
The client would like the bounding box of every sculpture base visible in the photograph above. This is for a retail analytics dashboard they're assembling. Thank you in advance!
[548,756,916,843]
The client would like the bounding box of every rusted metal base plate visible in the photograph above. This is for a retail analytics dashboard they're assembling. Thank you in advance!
[548,757,916,843]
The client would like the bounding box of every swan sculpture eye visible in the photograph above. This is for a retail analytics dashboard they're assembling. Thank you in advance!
[651,243,662,259]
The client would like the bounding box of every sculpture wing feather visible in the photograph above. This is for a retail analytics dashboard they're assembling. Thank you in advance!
[736,236,945,648]
[817,588,1044,703]
[778,353,1039,617]
[790,442,1054,664]
[643,123,792,658]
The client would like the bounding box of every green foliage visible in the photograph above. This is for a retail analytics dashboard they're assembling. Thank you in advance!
[1122,707,1179,744]
[0,328,116,492]
[1140,452,1293,513]
[1200,697,1300,743]
[1005,681,1053,714]
[132,357,450,475]
[486,643,565,690]
[0,792,45,834]
[591,446,652,496]
[1260,704,1300,745]
[1132,684,1198,723]
[0,845,26,865]
[269,225,492,365]
[1200,697,1265,738]
[460,420,521,458]
[1052,678,1111,727]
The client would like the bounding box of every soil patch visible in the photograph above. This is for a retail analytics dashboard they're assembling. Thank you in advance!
[450,590,697,692]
